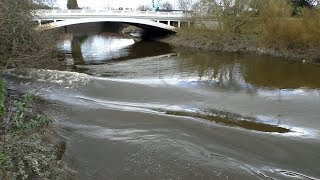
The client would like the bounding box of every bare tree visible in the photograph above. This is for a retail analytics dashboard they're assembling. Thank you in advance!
[161,1,173,10]
[0,0,60,72]
[137,5,152,11]
[178,0,193,10]
[188,0,265,34]
[33,0,57,9]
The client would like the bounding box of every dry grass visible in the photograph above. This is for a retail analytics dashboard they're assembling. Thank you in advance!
[179,0,320,55]
[301,9,320,45]
[259,0,320,48]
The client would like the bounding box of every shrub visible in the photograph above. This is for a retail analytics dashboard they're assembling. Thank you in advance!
[0,80,5,119]
[11,94,52,132]
[0,0,59,72]
[181,0,320,51]
[1,134,57,180]
[301,8,320,45]
[260,1,320,48]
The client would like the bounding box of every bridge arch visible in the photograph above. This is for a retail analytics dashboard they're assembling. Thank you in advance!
[38,18,176,33]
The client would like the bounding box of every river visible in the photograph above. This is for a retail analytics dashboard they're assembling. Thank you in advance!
[4,33,320,179]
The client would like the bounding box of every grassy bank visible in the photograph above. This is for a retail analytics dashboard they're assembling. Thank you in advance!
[160,29,320,64]
[160,0,320,64]
[0,0,71,178]
[0,80,70,180]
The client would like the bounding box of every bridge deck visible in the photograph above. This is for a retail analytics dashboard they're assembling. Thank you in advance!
[34,9,191,31]
[34,10,190,21]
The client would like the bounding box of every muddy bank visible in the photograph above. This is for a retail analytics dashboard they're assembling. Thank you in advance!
[159,34,320,65]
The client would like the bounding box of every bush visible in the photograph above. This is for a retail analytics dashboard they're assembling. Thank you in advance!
[182,0,320,51]
[260,0,320,48]
[0,0,59,72]
[189,0,265,37]
[11,94,52,132]
[301,9,320,45]
[1,134,58,180]
[0,93,59,180]
[0,80,5,119]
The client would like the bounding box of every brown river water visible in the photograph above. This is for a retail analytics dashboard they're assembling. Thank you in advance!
[4,33,320,179]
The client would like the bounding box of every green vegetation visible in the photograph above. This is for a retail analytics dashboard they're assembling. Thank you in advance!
[67,0,79,9]
[10,94,52,132]
[0,93,68,180]
[0,0,67,178]
[1,134,56,179]
[0,80,5,119]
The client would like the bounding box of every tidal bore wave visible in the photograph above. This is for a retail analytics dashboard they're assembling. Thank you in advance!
[75,96,291,133]
[4,68,92,88]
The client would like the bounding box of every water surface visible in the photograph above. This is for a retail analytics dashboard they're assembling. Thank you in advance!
[5,33,320,179]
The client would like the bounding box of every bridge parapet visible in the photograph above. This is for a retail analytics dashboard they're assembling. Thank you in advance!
[34,9,192,31]
[34,9,189,20]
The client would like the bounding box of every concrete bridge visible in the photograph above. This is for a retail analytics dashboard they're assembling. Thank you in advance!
[34,10,191,33]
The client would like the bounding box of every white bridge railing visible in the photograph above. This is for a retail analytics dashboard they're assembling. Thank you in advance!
[34,9,192,30]
[34,9,189,20]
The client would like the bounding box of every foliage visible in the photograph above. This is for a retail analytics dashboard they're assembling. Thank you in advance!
[290,0,314,16]
[291,0,315,7]
[0,133,62,180]
[0,92,68,179]
[0,150,12,179]
[292,5,304,16]
[260,0,320,47]
[182,0,320,51]
[0,150,10,168]
[11,94,52,132]
[0,80,5,119]
[67,0,79,9]
[0,0,59,72]
[191,0,265,36]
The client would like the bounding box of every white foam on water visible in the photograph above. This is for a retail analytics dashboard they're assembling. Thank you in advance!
[94,75,220,86]
[257,88,320,99]
[5,68,92,88]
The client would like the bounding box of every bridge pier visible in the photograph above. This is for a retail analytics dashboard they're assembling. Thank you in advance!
[37,20,42,25]
[178,21,181,28]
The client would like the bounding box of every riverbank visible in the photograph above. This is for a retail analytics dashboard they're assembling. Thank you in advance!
[0,83,72,179]
[159,32,320,65]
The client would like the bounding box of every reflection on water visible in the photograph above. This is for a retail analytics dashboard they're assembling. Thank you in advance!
[49,33,320,179]
[58,34,134,64]
[59,33,320,92]
[81,36,134,62]
[76,49,320,96]
[175,50,320,91]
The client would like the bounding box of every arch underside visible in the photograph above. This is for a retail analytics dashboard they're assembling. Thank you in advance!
[39,18,176,34]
